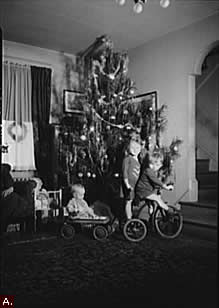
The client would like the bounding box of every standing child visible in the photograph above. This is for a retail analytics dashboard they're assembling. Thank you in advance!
[66,184,98,219]
[134,152,173,210]
[121,140,141,220]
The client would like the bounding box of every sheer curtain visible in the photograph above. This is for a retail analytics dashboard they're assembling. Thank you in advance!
[2,62,36,170]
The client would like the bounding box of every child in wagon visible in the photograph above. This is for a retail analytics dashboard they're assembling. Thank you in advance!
[66,184,103,219]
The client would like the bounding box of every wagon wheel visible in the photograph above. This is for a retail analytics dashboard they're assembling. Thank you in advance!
[93,225,108,241]
[60,224,75,240]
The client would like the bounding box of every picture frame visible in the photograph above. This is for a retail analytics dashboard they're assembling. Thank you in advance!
[125,91,157,111]
[63,90,86,114]
[124,91,158,122]
[124,91,159,145]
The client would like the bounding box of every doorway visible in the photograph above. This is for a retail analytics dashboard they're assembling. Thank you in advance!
[195,45,219,172]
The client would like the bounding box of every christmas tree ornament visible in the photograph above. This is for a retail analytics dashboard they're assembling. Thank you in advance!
[108,74,115,80]
[129,87,135,95]
[80,135,87,141]
[78,149,86,159]
[110,115,116,120]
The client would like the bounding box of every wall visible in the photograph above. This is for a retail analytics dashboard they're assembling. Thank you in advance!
[3,40,79,124]
[196,53,219,171]
[128,13,219,203]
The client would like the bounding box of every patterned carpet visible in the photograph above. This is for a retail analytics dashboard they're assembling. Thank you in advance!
[0,229,217,308]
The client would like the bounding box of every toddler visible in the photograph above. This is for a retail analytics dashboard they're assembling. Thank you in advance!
[134,153,173,211]
[66,184,99,219]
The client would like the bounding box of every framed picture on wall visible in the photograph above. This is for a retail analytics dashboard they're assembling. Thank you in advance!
[124,91,159,145]
[63,90,86,114]
[125,91,157,111]
[124,91,158,123]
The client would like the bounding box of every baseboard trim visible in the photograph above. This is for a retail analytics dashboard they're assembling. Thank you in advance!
[183,220,217,230]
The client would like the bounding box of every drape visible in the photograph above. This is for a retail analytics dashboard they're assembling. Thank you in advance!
[2,62,36,170]
[31,66,52,187]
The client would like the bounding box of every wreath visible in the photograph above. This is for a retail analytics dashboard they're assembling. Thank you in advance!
[7,122,28,143]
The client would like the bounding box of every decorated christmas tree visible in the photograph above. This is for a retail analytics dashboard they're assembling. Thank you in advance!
[58,35,182,200]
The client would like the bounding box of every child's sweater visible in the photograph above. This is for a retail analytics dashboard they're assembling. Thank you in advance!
[135,167,164,199]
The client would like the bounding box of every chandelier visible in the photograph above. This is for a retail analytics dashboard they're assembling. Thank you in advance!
[115,0,171,14]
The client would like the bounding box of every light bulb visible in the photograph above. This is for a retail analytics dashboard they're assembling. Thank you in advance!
[116,0,126,6]
[80,135,87,141]
[133,2,143,14]
[160,0,170,8]
[133,0,146,14]
[108,73,115,80]
[129,88,135,95]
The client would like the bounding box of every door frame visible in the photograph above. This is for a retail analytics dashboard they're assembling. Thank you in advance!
[187,40,219,201]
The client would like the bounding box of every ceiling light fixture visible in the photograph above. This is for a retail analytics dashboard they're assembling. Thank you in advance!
[115,0,171,13]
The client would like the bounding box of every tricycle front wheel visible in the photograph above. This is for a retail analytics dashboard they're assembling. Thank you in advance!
[123,218,147,242]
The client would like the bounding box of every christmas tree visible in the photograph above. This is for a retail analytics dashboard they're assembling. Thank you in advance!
[58,35,182,201]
